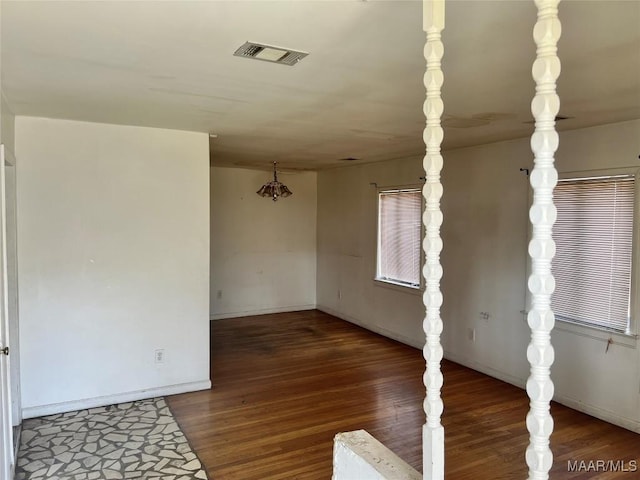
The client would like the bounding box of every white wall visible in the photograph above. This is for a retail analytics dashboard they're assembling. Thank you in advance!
[440,138,532,386]
[317,119,640,433]
[15,117,211,417]
[317,158,425,346]
[210,166,317,319]
[543,120,640,432]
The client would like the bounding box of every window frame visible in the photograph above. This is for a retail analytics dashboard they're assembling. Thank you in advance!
[550,167,640,342]
[374,185,425,294]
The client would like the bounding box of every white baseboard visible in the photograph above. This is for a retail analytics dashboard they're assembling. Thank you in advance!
[551,393,640,434]
[214,305,637,434]
[316,305,423,349]
[444,350,640,434]
[210,304,316,320]
[443,350,526,390]
[314,309,640,435]
[22,379,211,419]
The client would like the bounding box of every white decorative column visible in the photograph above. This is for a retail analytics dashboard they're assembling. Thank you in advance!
[422,1,445,479]
[526,0,561,479]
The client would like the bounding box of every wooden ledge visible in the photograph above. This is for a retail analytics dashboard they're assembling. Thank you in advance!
[332,430,421,480]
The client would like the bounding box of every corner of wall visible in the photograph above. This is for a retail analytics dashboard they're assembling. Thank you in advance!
[210,166,318,318]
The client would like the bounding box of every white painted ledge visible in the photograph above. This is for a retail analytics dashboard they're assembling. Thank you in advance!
[332,430,421,480]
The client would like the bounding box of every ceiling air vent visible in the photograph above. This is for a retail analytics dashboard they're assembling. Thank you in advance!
[233,41,309,66]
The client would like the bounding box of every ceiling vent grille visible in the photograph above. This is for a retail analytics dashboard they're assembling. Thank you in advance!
[233,41,309,66]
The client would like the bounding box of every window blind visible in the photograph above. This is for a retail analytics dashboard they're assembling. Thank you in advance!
[552,175,635,333]
[378,189,422,287]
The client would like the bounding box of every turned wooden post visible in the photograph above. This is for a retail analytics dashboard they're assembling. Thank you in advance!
[421,1,445,478]
[526,1,561,478]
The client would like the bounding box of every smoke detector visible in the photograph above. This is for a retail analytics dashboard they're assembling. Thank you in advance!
[233,41,309,66]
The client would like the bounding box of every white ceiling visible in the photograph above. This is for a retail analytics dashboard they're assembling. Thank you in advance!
[2,0,639,170]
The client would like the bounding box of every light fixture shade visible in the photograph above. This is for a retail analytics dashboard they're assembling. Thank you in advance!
[257,162,292,201]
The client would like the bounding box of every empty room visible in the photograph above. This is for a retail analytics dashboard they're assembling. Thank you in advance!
[0,1,639,479]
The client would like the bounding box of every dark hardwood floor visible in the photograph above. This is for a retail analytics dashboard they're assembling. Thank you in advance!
[167,310,639,479]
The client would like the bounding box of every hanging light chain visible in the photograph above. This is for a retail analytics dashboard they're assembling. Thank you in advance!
[256,161,293,201]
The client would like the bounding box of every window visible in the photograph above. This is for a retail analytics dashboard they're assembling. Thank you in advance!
[552,174,636,334]
[376,188,422,289]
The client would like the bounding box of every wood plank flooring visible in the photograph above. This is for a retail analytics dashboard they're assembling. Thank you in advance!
[166,310,639,479]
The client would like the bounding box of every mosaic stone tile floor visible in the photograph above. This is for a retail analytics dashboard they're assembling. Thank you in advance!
[15,397,209,480]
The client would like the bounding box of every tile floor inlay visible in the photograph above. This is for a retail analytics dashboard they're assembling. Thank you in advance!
[16,397,209,480]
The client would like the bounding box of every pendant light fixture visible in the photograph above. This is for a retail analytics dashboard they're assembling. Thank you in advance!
[256,162,292,202]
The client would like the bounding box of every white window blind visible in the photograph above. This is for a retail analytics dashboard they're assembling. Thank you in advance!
[552,174,635,334]
[377,189,422,288]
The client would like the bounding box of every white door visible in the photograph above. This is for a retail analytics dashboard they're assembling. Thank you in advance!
[0,144,15,479]
[4,149,20,429]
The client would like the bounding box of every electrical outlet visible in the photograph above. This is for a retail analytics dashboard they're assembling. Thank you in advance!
[155,349,165,364]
